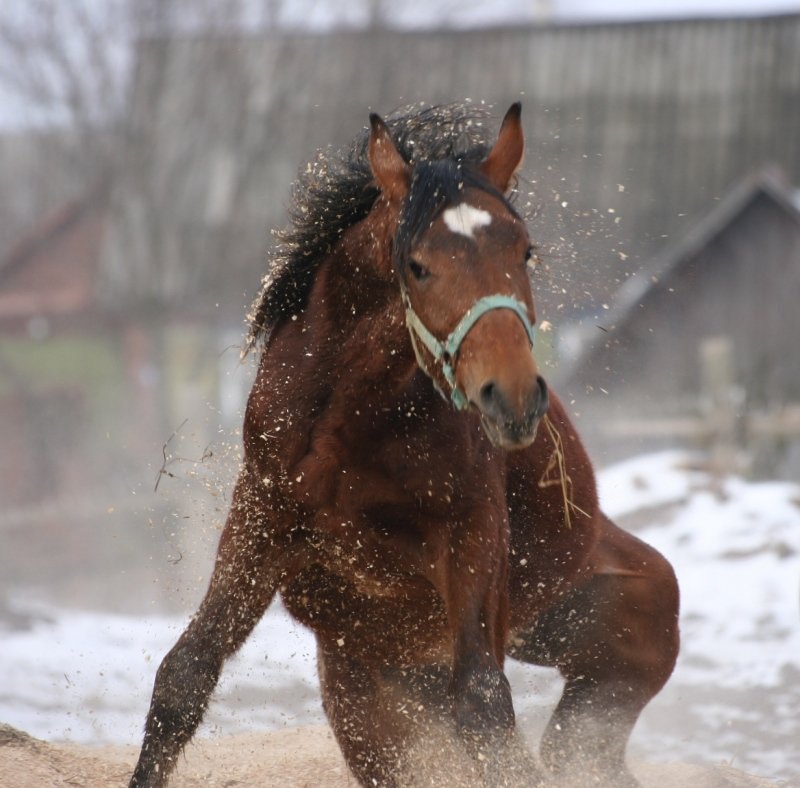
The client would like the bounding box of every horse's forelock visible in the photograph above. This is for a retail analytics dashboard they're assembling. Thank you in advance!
[393,158,522,276]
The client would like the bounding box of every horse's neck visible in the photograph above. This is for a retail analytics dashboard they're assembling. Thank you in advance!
[315,220,418,397]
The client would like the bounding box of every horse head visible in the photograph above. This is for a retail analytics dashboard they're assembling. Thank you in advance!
[368,103,548,450]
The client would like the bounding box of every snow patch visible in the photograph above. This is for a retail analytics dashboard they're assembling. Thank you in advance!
[1,452,798,778]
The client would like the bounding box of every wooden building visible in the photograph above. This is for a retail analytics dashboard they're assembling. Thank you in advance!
[558,167,800,474]
[3,14,800,608]
[0,190,112,505]
[5,13,800,490]
[102,14,800,322]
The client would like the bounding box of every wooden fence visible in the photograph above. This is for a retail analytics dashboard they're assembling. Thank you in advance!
[599,336,800,475]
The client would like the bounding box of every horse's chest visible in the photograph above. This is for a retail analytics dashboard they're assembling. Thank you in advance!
[352,404,494,498]
[292,508,427,596]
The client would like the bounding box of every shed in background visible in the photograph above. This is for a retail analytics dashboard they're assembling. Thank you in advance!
[558,167,800,476]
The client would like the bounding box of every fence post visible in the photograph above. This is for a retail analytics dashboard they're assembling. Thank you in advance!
[699,336,740,475]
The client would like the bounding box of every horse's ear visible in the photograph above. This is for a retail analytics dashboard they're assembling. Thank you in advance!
[480,102,525,194]
[368,113,410,204]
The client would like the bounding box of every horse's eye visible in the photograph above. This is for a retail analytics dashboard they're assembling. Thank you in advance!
[524,246,534,263]
[408,259,431,281]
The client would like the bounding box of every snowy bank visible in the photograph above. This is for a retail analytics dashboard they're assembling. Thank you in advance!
[1,452,797,780]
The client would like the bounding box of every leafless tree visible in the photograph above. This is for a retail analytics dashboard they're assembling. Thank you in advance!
[0,0,534,281]
[0,2,131,182]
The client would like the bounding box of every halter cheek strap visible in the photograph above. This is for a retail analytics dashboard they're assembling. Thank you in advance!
[403,293,536,410]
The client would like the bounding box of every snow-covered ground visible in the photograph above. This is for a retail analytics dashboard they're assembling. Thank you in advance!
[1,452,798,780]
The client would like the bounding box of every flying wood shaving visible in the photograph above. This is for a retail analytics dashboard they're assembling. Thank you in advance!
[538,414,590,529]
[154,419,213,493]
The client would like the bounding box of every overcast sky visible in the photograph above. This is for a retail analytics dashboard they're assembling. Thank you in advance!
[1,0,799,130]
[544,0,800,20]
[287,0,800,28]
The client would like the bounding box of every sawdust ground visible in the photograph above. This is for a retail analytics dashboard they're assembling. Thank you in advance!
[0,723,779,787]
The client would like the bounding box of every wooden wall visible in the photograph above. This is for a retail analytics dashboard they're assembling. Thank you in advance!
[104,15,800,318]
[559,176,800,473]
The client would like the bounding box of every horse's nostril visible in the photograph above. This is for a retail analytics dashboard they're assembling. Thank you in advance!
[536,375,549,417]
[480,381,498,411]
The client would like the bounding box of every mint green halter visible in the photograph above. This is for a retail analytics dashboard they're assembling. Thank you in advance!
[402,292,536,410]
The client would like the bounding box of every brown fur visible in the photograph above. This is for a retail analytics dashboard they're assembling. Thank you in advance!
[130,105,679,788]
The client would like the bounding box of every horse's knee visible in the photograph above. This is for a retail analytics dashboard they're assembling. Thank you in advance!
[148,636,222,743]
[159,635,221,699]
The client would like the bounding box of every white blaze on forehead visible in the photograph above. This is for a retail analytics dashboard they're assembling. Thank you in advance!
[442,203,492,239]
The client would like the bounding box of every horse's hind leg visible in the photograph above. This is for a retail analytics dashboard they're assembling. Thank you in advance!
[509,516,679,786]
[130,474,282,787]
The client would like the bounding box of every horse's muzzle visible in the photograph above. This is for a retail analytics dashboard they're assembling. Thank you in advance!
[477,375,549,450]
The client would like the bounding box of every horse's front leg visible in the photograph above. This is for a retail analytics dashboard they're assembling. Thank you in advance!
[129,471,287,787]
[450,597,514,742]
[426,507,514,745]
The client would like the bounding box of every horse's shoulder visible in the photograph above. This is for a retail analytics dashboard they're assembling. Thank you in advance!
[506,388,600,526]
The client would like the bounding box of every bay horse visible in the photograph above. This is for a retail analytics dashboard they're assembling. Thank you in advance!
[130,103,679,787]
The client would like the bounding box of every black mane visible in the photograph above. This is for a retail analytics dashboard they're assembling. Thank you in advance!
[245,102,504,352]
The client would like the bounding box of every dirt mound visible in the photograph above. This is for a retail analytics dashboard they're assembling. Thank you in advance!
[0,723,778,787]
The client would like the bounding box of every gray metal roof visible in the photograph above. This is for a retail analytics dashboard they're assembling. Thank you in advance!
[557,165,800,386]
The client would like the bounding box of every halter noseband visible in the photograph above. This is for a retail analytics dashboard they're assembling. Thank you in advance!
[402,290,536,410]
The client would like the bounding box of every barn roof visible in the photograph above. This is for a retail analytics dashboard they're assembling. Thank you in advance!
[557,166,800,385]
